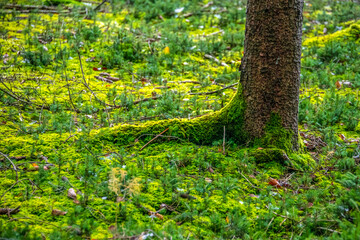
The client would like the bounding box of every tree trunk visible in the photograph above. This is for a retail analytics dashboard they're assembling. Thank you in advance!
[91,0,304,154]
[240,0,304,151]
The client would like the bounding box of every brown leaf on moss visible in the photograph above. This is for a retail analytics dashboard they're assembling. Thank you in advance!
[52,209,67,216]
[268,178,281,188]
[339,134,346,141]
[335,80,342,89]
[155,213,164,220]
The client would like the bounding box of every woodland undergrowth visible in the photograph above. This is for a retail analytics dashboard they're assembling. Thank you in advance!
[1,0,360,239]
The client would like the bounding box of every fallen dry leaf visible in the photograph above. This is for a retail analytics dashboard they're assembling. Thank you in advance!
[155,212,164,220]
[67,188,77,200]
[52,209,67,216]
[335,80,342,89]
[205,178,212,183]
[268,178,281,188]
[339,134,346,141]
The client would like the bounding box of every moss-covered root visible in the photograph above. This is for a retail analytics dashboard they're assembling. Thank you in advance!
[91,87,246,146]
[249,148,316,170]
[91,86,299,155]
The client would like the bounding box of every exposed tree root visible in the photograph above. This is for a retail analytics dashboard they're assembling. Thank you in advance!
[90,86,246,146]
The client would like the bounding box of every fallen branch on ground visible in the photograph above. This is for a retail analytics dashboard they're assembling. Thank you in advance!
[135,134,186,143]
[0,207,20,215]
[205,30,224,37]
[204,54,229,67]
[189,83,237,95]
[140,128,169,151]
[0,178,43,201]
[93,0,107,11]
[168,80,201,84]
[0,152,18,181]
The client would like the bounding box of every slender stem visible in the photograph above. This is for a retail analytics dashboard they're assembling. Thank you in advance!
[0,152,18,181]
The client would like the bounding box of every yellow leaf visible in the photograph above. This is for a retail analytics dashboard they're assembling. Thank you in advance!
[31,163,39,170]
[163,46,170,55]
[226,216,229,223]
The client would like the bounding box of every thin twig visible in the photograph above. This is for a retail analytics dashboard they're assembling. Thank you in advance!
[0,179,31,201]
[239,171,260,190]
[135,134,186,142]
[223,126,226,155]
[98,96,161,113]
[205,30,224,37]
[0,152,18,181]
[140,128,169,151]
[204,54,229,67]
[317,227,341,234]
[62,134,77,144]
[265,217,275,233]
[94,0,107,11]
[77,51,106,106]
[189,83,237,95]
[60,21,78,112]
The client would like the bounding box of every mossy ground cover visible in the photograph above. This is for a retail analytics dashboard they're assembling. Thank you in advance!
[1,0,360,239]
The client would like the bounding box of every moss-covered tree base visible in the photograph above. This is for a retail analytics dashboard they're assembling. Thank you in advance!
[91,86,299,159]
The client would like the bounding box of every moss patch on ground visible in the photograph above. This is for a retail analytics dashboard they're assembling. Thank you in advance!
[1,0,360,239]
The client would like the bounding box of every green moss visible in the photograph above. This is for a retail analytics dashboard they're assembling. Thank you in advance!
[303,22,360,46]
[259,113,294,153]
[288,153,316,170]
[249,148,289,164]
[44,0,84,6]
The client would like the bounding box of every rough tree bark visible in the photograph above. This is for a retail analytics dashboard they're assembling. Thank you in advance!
[240,0,304,151]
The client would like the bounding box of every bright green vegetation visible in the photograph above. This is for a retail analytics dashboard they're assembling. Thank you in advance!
[1,0,360,239]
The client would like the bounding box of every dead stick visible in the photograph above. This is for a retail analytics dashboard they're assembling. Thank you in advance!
[223,126,225,155]
[0,206,20,215]
[317,227,341,234]
[77,51,106,106]
[94,0,107,11]
[0,178,32,201]
[140,128,169,151]
[239,171,260,190]
[97,96,161,113]
[189,83,237,95]
[0,152,18,181]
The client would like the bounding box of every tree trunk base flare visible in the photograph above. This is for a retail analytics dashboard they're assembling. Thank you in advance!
[91,85,296,155]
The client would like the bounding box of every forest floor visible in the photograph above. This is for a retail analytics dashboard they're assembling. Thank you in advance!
[1,0,360,239]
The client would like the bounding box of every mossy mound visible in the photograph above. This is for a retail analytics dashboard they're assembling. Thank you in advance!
[303,22,360,46]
